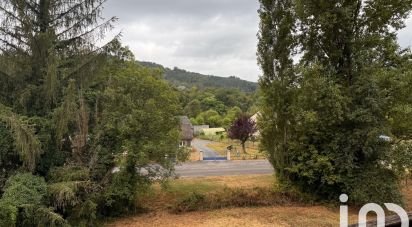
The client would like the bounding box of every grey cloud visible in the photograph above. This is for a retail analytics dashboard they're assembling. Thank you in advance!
[398,18,412,48]
[104,0,257,22]
[103,0,412,82]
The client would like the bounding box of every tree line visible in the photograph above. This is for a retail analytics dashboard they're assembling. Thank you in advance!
[179,87,259,128]
[139,61,258,93]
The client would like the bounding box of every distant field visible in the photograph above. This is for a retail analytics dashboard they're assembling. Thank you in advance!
[206,139,265,160]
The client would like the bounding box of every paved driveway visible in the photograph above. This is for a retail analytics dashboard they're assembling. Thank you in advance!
[175,160,274,177]
[192,138,222,158]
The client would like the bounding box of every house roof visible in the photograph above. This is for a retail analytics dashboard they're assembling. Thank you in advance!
[179,116,194,140]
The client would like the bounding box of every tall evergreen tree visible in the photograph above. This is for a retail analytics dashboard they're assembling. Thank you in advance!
[0,0,116,170]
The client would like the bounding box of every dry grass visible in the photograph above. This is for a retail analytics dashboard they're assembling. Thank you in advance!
[135,175,275,211]
[207,140,264,159]
[106,206,360,227]
[106,175,412,227]
[402,181,412,210]
[174,174,274,188]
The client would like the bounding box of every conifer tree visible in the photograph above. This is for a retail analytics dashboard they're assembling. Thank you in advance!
[0,0,116,169]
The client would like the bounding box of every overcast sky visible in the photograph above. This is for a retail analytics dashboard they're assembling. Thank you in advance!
[103,0,412,82]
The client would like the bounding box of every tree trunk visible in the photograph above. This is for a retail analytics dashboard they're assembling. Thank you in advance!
[241,141,247,154]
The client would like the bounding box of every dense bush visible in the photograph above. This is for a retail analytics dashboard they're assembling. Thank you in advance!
[0,173,67,226]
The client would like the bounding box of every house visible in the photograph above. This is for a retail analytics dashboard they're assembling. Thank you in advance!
[193,125,209,135]
[250,112,261,137]
[201,128,226,136]
[179,116,194,147]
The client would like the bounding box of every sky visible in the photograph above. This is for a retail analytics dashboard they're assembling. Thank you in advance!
[103,0,412,82]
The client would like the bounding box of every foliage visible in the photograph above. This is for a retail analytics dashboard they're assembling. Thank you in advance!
[348,167,403,206]
[258,0,412,204]
[17,205,68,227]
[0,0,186,225]
[0,123,19,191]
[0,173,65,227]
[177,85,256,128]
[387,142,412,180]
[0,105,42,172]
[228,114,257,153]
[257,0,297,180]
[1,173,47,206]
[48,166,89,183]
[91,61,183,216]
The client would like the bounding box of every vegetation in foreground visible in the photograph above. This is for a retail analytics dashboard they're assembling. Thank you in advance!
[0,1,186,226]
[107,175,412,227]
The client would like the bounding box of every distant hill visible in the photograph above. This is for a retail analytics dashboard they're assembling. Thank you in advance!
[138,61,258,93]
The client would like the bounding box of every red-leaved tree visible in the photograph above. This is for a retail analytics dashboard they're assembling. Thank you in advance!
[228,114,257,154]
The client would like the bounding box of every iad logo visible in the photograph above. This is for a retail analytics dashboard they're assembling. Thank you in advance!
[339,194,409,227]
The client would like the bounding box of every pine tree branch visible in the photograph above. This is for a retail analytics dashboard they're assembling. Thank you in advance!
[0,27,29,46]
[21,0,40,14]
[0,37,27,53]
[0,5,25,24]
[0,104,42,172]
[57,17,117,47]
[51,0,105,24]
[0,69,12,79]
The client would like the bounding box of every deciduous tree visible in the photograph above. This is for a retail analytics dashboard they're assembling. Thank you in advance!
[228,115,257,154]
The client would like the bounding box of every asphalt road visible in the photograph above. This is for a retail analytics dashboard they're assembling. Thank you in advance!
[191,138,222,158]
[175,160,274,177]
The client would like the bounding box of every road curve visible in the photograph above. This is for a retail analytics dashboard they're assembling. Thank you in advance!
[191,139,222,158]
[175,160,274,178]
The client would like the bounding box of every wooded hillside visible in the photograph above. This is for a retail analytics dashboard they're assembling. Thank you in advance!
[139,61,258,92]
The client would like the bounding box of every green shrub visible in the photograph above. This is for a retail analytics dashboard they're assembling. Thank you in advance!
[1,173,47,206]
[0,203,17,227]
[17,205,68,227]
[173,192,205,213]
[100,171,139,217]
[67,200,97,227]
[347,167,403,206]
[0,173,48,226]
[48,166,90,183]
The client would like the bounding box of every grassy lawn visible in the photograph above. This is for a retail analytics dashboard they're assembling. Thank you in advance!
[206,139,265,160]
